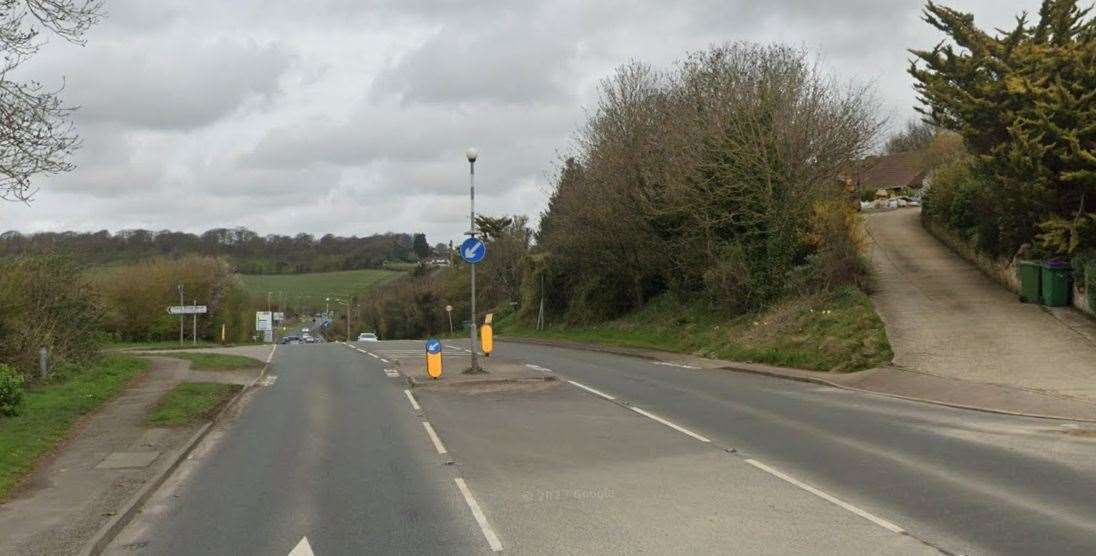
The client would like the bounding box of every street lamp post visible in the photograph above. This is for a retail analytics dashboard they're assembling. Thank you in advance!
[466,147,479,373]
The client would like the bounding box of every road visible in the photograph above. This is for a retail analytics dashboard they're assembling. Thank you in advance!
[105,338,1096,555]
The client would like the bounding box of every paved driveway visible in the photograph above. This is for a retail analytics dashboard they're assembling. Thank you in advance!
[864,209,1096,402]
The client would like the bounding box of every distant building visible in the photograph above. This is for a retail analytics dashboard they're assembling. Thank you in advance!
[841,151,928,193]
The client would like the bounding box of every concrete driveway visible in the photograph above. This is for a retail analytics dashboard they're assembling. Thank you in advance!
[864,209,1096,402]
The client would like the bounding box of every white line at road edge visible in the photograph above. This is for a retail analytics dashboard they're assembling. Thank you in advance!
[454,478,504,552]
[288,536,314,556]
[266,344,277,363]
[744,459,906,534]
[525,363,552,372]
[630,406,711,443]
[404,389,421,411]
[567,380,616,400]
[422,421,448,454]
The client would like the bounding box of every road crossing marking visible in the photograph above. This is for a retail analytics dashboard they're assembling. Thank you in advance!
[384,369,400,378]
[422,421,448,454]
[524,363,552,373]
[629,406,711,442]
[454,478,503,552]
[403,389,421,411]
[288,536,314,556]
[567,380,616,401]
[744,459,906,534]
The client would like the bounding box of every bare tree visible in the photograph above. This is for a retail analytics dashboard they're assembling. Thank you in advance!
[0,0,101,201]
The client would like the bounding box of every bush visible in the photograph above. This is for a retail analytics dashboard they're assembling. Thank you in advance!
[0,364,24,416]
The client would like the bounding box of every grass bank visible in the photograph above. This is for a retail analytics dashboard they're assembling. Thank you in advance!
[163,352,264,371]
[147,383,242,427]
[498,287,892,372]
[0,355,148,500]
[239,268,402,298]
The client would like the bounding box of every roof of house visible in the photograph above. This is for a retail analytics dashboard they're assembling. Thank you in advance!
[847,151,927,190]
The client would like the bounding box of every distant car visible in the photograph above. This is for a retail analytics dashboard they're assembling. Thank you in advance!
[280,335,301,345]
[357,332,378,342]
[302,327,310,333]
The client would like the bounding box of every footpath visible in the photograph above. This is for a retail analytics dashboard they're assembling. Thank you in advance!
[0,347,268,555]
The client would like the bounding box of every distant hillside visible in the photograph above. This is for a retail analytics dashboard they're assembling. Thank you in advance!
[238,269,402,300]
[0,227,428,274]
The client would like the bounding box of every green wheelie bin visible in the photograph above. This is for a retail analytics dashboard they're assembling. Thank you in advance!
[1040,260,1072,307]
[1017,260,1042,303]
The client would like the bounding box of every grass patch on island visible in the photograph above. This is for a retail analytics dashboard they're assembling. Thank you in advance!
[498,286,892,373]
[164,352,264,371]
[147,382,242,427]
[0,355,149,500]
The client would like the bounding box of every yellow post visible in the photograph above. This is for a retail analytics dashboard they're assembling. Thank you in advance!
[221,323,226,344]
[426,353,442,379]
[480,324,493,357]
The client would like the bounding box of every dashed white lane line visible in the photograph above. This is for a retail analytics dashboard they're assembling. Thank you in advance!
[422,421,448,454]
[744,459,906,534]
[524,363,552,372]
[403,389,421,411]
[566,380,616,401]
[630,406,711,443]
[454,478,504,552]
[384,369,400,378]
[379,358,389,363]
[368,352,379,359]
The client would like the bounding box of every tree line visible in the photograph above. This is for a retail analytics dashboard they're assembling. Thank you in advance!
[0,228,428,274]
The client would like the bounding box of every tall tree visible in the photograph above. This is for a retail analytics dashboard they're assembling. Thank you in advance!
[411,233,431,259]
[0,0,102,201]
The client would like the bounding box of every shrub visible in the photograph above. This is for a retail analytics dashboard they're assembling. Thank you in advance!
[0,364,24,416]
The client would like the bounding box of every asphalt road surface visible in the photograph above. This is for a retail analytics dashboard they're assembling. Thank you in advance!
[105,339,1096,555]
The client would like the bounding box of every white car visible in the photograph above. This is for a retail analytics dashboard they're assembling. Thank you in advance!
[357,332,378,342]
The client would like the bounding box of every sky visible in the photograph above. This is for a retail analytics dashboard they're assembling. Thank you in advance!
[0,0,1034,245]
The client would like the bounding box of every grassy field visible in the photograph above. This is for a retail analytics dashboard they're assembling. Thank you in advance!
[147,383,242,427]
[163,352,264,371]
[498,287,893,373]
[239,268,402,299]
[0,355,148,500]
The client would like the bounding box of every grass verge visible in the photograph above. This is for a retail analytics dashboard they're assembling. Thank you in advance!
[498,286,893,372]
[146,382,242,427]
[162,352,264,371]
[0,355,148,500]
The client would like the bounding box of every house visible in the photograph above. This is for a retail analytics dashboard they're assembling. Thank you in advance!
[841,151,928,194]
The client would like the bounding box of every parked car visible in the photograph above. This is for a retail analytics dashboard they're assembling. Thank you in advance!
[357,332,378,342]
[280,335,301,345]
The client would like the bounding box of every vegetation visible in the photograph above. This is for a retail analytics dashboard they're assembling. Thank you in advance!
[0,355,147,500]
[0,254,104,378]
[240,268,401,301]
[499,287,891,372]
[885,120,937,154]
[0,228,422,274]
[162,352,264,371]
[146,383,241,427]
[0,365,23,417]
[912,0,1096,258]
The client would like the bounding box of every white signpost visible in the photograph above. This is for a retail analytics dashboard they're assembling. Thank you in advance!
[168,305,208,315]
[256,311,274,343]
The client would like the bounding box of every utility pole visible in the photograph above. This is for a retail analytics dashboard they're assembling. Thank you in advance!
[345,297,353,342]
[178,284,184,345]
[192,298,198,345]
[466,147,479,373]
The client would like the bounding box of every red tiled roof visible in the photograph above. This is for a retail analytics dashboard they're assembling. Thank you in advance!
[847,151,927,190]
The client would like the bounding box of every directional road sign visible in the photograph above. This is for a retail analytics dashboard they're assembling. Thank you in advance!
[459,237,486,264]
[168,305,207,315]
[425,337,442,354]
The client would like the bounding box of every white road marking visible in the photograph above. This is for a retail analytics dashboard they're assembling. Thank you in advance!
[630,406,711,443]
[422,421,448,454]
[403,389,421,411]
[744,459,906,534]
[454,478,503,552]
[567,380,616,401]
[266,344,277,363]
[384,369,400,378]
[524,363,552,373]
[653,361,700,370]
[258,375,278,387]
[379,358,389,363]
[368,353,379,359]
[288,536,314,556]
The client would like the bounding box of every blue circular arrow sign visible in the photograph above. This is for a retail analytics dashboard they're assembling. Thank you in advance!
[459,237,486,264]
[425,337,442,354]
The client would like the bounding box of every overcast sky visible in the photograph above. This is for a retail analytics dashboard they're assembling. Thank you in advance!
[0,0,1032,244]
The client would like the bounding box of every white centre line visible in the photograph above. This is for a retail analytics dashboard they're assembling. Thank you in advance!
[630,406,711,443]
[403,389,421,411]
[744,459,906,534]
[454,478,503,552]
[422,421,448,454]
[566,380,616,401]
